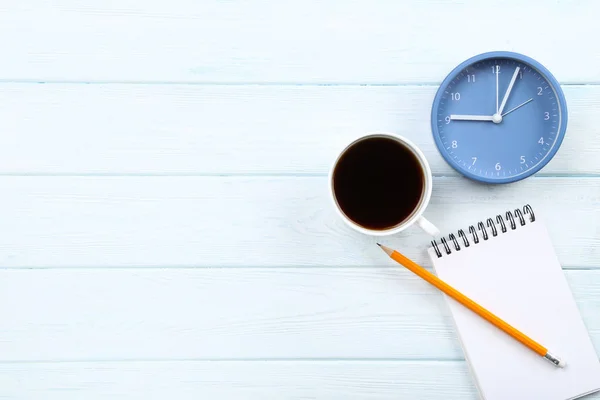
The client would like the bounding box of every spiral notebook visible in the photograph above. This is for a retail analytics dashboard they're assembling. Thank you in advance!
[428,205,600,400]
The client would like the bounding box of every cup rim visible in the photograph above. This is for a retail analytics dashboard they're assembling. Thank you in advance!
[328,132,433,236]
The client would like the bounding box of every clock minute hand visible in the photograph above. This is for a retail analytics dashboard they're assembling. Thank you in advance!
[495,64,499,114]
[497,66,521,115]
[450,114,494,121]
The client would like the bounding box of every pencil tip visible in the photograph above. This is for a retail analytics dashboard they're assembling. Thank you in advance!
[377,243,394,256]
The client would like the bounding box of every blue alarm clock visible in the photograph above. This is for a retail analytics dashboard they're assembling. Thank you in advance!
[431,51,567,183]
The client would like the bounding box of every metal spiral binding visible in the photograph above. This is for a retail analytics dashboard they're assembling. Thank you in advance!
[430,204,536,258]
[457,229,469,247]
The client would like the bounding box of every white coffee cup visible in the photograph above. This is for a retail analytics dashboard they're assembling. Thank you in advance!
[328,132,439,237]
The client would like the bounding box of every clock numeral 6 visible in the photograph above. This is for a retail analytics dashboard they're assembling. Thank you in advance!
[451,92,461,101]
[520,156,526,164]
[451,140,458,148]
[544,112,550,120]
[495,163,501,171]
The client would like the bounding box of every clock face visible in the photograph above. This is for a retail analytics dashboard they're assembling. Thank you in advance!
[431,52,568,183]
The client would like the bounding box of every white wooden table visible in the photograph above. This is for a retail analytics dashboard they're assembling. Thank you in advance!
[1,1,599,398]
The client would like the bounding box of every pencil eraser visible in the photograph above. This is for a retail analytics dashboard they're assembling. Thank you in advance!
[558,359,567,368]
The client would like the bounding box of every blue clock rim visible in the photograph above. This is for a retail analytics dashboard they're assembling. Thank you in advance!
[430,51,568,184]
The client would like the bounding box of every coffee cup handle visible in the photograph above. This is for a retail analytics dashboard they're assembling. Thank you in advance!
[416,216,440,237]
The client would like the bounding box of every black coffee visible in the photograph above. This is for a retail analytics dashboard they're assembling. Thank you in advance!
[332,136,425,230]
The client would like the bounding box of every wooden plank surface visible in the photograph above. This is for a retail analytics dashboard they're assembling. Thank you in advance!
[6,360,599,400]
[1,0,599,83]
[0,269,598,362]
[0,176,598,269]
[0,361,478,400]
[0,84,598,175]
[2,1,599,398]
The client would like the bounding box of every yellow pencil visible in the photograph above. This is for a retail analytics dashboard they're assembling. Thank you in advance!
[377,243,566,368]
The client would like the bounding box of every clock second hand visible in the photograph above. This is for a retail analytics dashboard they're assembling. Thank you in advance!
[502,98,533,117]
[451,97,533,121]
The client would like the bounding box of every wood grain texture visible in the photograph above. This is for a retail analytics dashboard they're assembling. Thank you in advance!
[0,361,474,400]
[0,84,598,175]
[2,1,599,397]
[0,269,598,362]
[0,176,598,268]
[1,0,599,83]
[7,360,596,400]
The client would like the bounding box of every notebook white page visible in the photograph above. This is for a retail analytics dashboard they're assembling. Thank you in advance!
[428,216,600,400]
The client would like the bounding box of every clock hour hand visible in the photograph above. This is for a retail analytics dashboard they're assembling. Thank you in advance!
[450,114,494,121]
[497,66,520,115]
